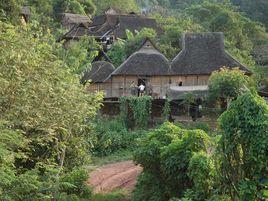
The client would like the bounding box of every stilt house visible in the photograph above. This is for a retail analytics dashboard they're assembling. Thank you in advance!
[83,32,251,100]
[81,61,115,97]
[110,38,170,98]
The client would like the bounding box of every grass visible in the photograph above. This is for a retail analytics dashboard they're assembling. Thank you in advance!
[92,189,131,201]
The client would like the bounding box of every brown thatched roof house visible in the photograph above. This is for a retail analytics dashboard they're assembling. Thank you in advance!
[171,32,251,75]
[61,13,91,30]
[88,10,162,39]
[110,38,170,98]
[59,7,162,43]
[82,32,251,100]
[81,61,115,84]
[112,38,169,76]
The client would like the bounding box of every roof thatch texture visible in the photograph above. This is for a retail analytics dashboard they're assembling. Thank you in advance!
[59,23,91,40]
[62,11,163,39]
[112,38,170,76]
[171,32,251,75]
[80,61,115,83]
[61,13,91,28]
[21,6,30,16]
[112,15,161,38]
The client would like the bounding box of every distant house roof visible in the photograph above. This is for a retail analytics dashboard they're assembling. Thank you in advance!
[21,6,30,16]
[89,14,162,38]
[58,23,90,41]
[112,38,170,76]
[60,8,162,41]
[171,32,251,75]
[61,13,91,28]
[80,61,115,84]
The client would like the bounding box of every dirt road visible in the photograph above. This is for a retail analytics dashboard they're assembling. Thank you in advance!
[87,160,142,193]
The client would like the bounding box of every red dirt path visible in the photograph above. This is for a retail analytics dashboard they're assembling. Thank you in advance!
[87,160,142,193]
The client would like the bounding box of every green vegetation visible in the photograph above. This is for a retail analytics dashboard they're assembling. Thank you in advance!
[92,190,131,201]
[90,117,146,156]
[208,68,253,104]
[219,92,268,200]
[133,91,268,201]
[120,96,152,129]
[0,21,102,199]
[0,0,268,200]
[107,28,157,67]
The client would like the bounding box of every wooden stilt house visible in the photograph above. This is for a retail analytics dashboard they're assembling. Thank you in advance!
[110,38,170,98]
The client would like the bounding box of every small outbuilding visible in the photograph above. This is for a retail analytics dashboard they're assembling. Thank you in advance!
[81,61,115,97]
[21,6,31,24]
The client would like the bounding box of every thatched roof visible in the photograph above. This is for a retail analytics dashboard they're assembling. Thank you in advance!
[89,14,162,38]
[21,6,30,16]
[61,13,91,28]
[60,7,162,41]
[80,61,115,84]
[112,38,170,76]
[58,23,90,41]
[171,32,251,75]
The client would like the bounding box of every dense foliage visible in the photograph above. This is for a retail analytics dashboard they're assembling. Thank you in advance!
[218,92,268,200]
[0,21,102,199]
[90,117,146,156]
[133,122,215,201]
[120,96,152,129]
[208,68,252,103]
[107,28,157,67]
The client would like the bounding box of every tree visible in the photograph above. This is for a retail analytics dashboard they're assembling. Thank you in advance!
[231,0,268,29]
[185,1,266,67]
[0,21,102,170]
[0,0,24,23]
[107,28,157,67]
[58,36,99,74]
[157,16,203,59]
[133,122,213,200]
[218,92,268,200]
[208,68,252,106]
[93,0,139,14]
[53,0,96,16]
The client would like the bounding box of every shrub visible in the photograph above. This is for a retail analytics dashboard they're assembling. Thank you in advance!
[218,92,268,199]
[90,118,146,156]
[133,122,181,172]
[133,123,214,201]
[59,168,92,200]
[188,151,215,200]
[133,172,167,201]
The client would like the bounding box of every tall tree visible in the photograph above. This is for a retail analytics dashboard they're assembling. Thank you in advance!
[93,0,139,14]
[219,92,268,200]
[0,0,25,23]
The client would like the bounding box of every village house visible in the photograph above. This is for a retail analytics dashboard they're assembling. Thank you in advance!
[82,32,251,101]
[61,13,91,30]
[110,38,170,98]
[168,32,251,99]
[59,7,162,49]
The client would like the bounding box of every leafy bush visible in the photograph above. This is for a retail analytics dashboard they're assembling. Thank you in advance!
[133,122,214,201]
[133,172,168,201]
[134,122,180,172]
[90,117,146,156]
[218,92,268,200]
[93,189,130,201]
[188,152,215,200]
